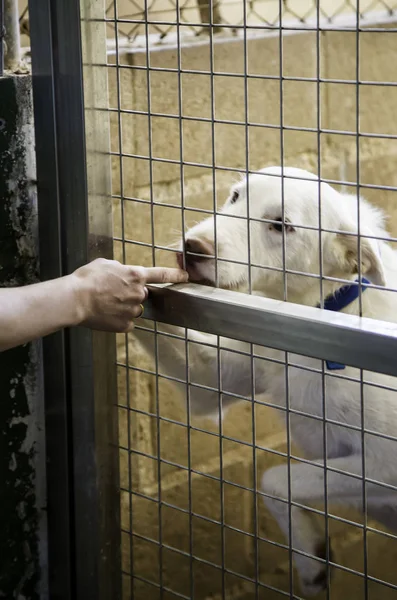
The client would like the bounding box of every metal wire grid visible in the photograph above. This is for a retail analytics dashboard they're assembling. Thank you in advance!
[107,0,397,598]
[104,0,397,44]
[116,330,397,597]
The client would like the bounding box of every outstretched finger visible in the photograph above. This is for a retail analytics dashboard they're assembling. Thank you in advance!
[144,267,188,284]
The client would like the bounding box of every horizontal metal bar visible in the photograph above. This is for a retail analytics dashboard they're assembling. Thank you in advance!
[102,13,397,33]
[106,105,397,140]
[110,151,397,193]
[144,283,397,379]
[104,61,397,88]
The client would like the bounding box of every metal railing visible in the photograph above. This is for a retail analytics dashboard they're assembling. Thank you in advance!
[145,283,397,379]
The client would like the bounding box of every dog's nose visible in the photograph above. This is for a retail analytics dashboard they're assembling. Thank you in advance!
[176,238,214,269]
[185,238,214,264]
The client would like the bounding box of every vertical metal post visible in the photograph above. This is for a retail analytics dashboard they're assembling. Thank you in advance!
[28,0,72,596]
[80,0,121,597]
[4,0,21,70]
[28,0,120,598]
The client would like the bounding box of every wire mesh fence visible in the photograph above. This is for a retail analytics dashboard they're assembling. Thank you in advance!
[103,0,397,598]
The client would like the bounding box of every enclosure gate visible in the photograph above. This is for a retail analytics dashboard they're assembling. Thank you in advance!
[28,0,397,599]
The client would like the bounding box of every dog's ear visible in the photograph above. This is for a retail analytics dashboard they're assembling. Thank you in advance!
[336,228,386,286]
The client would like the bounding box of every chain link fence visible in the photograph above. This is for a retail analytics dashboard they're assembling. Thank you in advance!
[105,0,397,44]
[17,0,397,49]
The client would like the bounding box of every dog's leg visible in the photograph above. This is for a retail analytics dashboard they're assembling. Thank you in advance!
[135,324,269,418]
[261,454,390,597]
[261,460,332,597]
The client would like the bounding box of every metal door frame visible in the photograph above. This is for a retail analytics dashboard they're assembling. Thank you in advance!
[29,0,120,598]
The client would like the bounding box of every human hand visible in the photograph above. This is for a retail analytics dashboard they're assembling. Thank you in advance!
[70,258,188,332]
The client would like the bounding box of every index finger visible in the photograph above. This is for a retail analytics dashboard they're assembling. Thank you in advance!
[143,267,189,285]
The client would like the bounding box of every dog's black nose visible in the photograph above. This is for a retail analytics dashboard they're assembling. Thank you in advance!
[185,238,213,264]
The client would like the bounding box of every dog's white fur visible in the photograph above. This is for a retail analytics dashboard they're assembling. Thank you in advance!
[137,167,397,596]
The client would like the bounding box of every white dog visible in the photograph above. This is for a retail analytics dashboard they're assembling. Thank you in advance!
[137,167,397,596]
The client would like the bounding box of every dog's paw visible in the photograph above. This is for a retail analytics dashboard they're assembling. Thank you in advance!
[297,540,333,597]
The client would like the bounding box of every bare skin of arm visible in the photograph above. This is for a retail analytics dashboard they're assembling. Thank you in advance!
[0,258,188,352]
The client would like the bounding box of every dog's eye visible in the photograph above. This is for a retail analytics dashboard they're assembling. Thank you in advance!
[230,191,239,204]
[269,218,294,233]
[271,218,284,232]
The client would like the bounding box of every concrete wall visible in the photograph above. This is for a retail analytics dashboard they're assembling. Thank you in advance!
[0,75,45,600]
[111,24,397,599]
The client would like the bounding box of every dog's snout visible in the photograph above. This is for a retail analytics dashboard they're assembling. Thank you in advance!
[185,238,214,263]
[176,237,214,270]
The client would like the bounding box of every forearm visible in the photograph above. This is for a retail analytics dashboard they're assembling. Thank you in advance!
[0,276,81,351]
[0,261,188,352]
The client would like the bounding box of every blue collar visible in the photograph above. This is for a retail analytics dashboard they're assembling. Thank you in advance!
[318,277,371,370]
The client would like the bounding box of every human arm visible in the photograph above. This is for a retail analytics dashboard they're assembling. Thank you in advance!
[0,258,188,352]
